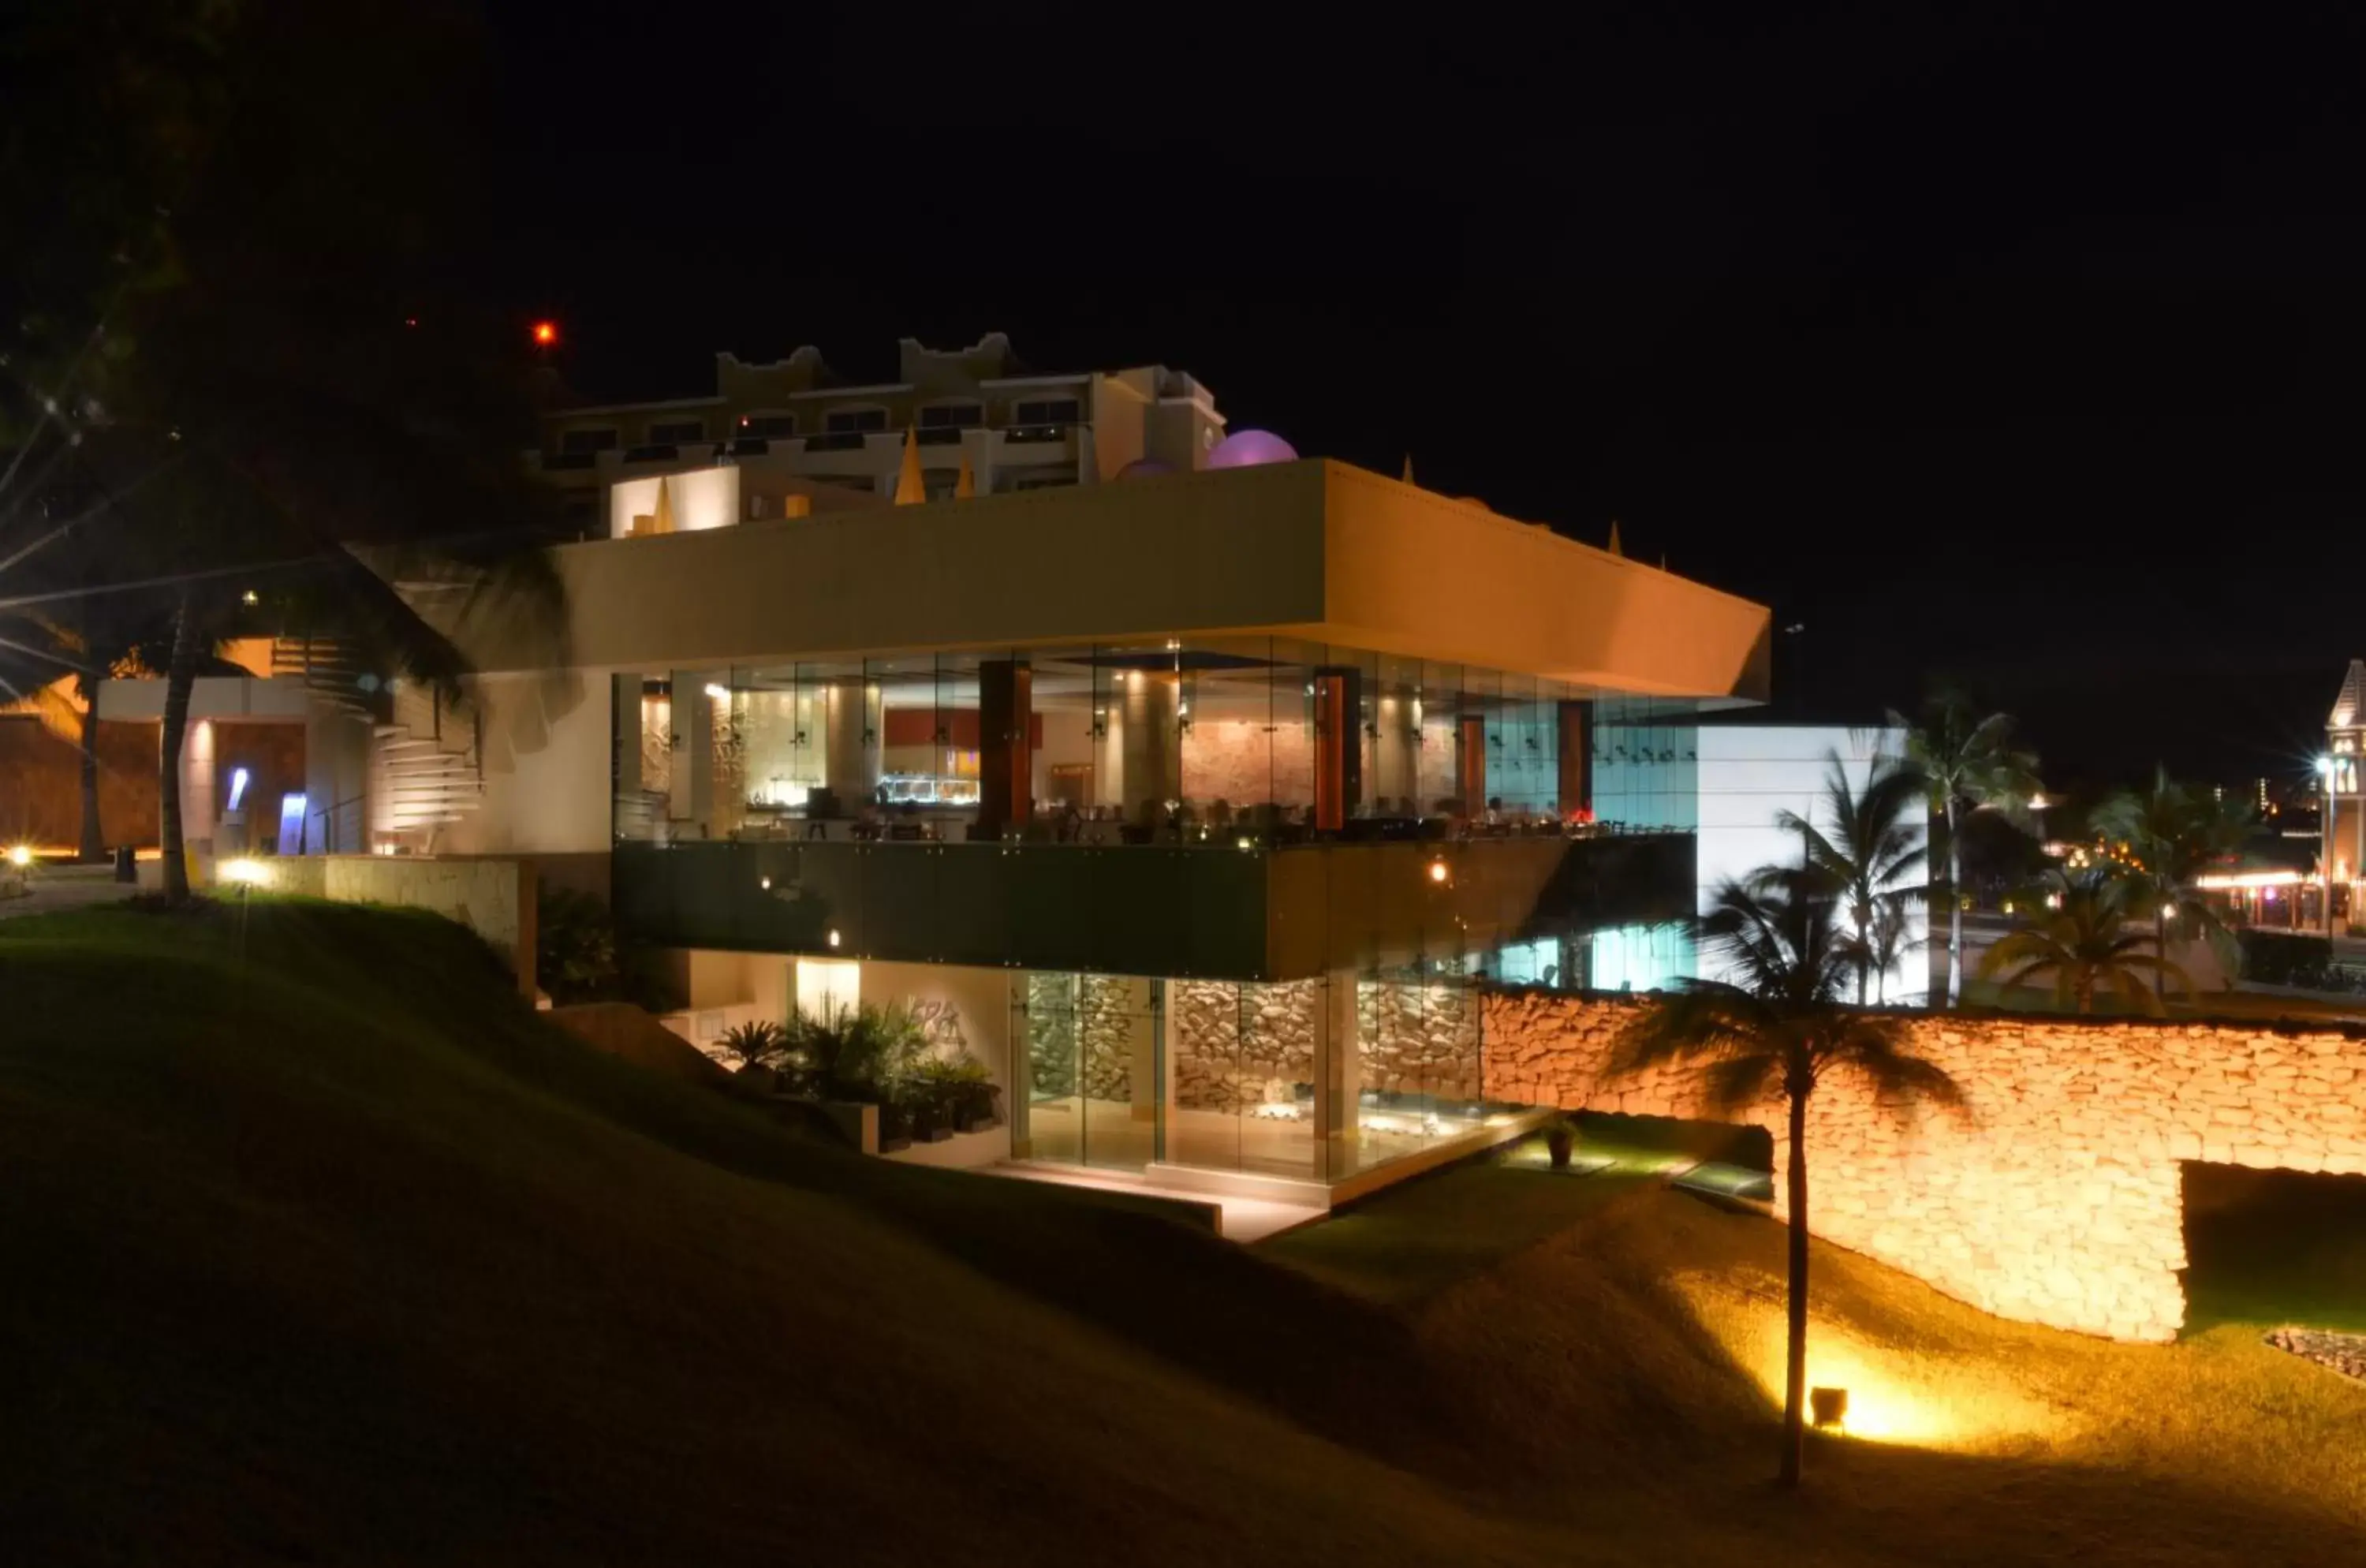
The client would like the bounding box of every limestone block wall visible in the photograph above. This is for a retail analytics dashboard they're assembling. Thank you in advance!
[273,854,536,998]
[1480,989,2366,1342]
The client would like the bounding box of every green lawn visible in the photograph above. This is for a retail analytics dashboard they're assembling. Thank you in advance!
[2183,1163,2366,1334]
[3,898,2361,1566]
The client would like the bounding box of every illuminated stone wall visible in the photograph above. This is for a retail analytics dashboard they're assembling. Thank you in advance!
[1480,991,2366,1343]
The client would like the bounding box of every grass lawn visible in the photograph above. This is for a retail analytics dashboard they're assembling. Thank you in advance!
[4,898,2362,1566]
[2183,1163,2366,1334]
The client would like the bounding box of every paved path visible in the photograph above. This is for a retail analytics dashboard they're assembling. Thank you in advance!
[0,865,136,921]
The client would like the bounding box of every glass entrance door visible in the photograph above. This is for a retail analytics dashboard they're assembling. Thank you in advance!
[1013,973,1160,1171]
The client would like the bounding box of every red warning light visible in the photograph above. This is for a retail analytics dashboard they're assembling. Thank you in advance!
[531,320,559,348]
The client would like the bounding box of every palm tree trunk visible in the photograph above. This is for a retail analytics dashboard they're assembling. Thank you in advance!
[1779,1085,1809,1488]
[159,591,200,904]
[1855,909,1869,1007]
[76,678,106,862]
[1944,799,1962,1007]
[2155,907,2167,1002]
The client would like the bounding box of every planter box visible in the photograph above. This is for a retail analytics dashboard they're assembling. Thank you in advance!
[819,1099,880,1155]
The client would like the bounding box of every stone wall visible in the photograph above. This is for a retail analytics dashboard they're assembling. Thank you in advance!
[272,854,537,999]
[1359,980,1483,1101]
[1024,974,1141,1100]
[1480,990,2366,1342]
[1172,979,1319,1111]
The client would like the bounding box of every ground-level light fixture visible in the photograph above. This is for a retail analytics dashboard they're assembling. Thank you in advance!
[219,857,271,888]
[1427,858,1450,884]
[6,845,32,869]
[1810,1386,1849,1432]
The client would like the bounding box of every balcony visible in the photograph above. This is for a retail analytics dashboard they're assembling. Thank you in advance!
[610,831,1692,980]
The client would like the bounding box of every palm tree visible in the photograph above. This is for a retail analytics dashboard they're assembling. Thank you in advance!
[1860,899,1924,1005]
[3,7,570,901]
[1977,868,2192,1014]
[1774,748,1928,1004]
[1890,692,2043,1007]
[1610,868,1965,1488]
[2091,767,2253,997]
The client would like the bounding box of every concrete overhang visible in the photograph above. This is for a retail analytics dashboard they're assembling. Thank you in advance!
[442,459,1769,704]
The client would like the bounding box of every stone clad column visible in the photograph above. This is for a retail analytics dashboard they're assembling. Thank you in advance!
[824,679,881,812]
[1119,669,1179,823]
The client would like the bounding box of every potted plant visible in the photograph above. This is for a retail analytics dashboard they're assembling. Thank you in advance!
[718,1019,788,1092]
[1543,1114,1577,1171]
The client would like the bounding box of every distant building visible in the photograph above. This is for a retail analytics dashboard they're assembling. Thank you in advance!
[530,333,1226,538]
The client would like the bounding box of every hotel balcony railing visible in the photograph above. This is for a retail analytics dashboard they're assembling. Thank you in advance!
[611,830,1692,981]
[535,421,1087,474]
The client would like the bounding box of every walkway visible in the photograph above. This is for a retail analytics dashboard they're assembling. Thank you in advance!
[986,1160,1328,1243]
[0,864,136,921]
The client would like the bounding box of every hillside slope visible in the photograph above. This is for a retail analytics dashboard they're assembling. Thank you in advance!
[0,902,1536,1566]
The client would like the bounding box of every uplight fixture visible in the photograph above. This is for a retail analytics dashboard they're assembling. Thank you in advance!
[1427,859,1450,884]
[5,845,32,869]
[220,857,271,888]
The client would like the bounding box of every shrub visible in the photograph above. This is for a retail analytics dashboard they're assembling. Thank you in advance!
[536,887,620,1004]
[786,1001,927,1103]
[717,1020,786,1072]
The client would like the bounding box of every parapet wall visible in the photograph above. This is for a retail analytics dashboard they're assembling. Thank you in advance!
[272,855,537,999]
[1480,991,2366,1342]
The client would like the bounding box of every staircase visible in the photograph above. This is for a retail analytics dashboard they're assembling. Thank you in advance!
[273,638,482,842]
[371,681,482,838]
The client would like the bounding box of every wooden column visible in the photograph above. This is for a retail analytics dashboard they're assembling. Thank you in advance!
[978,659,1033,836]
[1312,667,1362,832]
[1456,715,1487,814]
[1557,700,1593,819]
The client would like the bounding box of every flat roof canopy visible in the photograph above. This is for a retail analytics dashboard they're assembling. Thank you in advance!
[440,459,1769,704]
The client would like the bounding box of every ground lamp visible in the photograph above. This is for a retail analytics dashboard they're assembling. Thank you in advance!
[1810,1386,1849,1433]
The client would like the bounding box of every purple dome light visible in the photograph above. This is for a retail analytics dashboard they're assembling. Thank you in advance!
[1206,429,1299,469]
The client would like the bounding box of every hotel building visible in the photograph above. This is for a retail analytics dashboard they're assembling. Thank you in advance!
[62,337,1772,1208]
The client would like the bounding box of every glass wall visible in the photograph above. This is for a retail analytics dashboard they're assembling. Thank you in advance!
[1012,973,1161,1171]
[1590,700,1700,833]
[618,639,1636,846]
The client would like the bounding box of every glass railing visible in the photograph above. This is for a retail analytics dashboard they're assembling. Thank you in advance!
[611,831,1692,981]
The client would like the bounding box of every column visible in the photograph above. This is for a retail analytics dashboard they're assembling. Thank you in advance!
[669,670,714,833]
[1371,693,1419,813]
[823,679,881,813]
[1312,666,1362,831]
[1456,715,1487,815]
[611,674,641,835]
[977,659,1033,836]
[1119,668,1178,823]
[1557,699,1593,819]
[181,718,218,856]
[1312,967,1362,1182]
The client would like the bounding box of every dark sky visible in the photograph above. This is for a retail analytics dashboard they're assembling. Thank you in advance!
[468,4,2366,793]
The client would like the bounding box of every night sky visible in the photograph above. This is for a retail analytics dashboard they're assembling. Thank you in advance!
[469,6,2366,793]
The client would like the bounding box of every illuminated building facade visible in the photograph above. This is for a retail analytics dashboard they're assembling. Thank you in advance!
[402,384,1775,1204]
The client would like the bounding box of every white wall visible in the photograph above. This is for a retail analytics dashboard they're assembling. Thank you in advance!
[1695,725,1929,1005]
[442,671,612,854]
[610,466,741,537]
